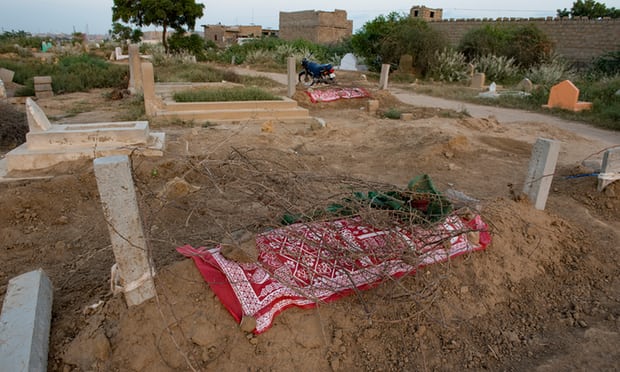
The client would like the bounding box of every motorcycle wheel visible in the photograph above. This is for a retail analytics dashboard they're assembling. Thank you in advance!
[298,71,314,87]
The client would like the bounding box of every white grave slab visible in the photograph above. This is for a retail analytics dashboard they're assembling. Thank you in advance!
[339,53,358,71]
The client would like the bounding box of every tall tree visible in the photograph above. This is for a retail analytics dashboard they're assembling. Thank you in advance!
[112,0,205,52]
[557,0,619,18]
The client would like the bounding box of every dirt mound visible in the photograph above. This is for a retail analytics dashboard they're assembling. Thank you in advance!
[0,102,27,150]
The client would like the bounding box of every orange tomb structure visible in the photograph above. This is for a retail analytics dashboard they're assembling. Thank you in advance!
[543,80,592,112]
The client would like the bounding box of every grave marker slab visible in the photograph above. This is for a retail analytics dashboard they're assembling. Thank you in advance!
[339,53,358,71]
[597,147,620,192]
[471,73,485,89]
[543,80,592,112]
[379,64,390,90]
[399,54,414,74]
[523,138,561,210]
[0,68,14,83]
[0,269,53,372]
[94,155,156,306]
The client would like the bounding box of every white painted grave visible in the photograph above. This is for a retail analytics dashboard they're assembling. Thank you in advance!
[4,98,165,172]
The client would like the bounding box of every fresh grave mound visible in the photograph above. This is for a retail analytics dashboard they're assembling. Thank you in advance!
[179,186,491,333]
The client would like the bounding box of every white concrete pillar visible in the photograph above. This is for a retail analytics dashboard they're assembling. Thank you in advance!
[0,269,53,372]
[287,57,296,98]
[128,44,143,94]
[598,147,620,192]
[94,155,156,306]
[523,138,561,210]
[379,64,390,90]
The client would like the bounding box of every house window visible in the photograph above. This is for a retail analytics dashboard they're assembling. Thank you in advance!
[430,11,435,18]
[214,35,218,41]
[414,10,419,17]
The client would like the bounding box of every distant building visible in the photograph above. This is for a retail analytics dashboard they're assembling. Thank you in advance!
[410,5,443,21]
[279,9,352,44]
[202,24,264,47]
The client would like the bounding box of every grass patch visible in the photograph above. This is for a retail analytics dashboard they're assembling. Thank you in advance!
[383,108,402,119]
[174,87,282,102]
[402,79,620,131]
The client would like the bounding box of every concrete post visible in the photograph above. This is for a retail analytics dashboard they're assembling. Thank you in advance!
[0,269,53,372]
[287,57,297,98]
[128,44,143,94]
[597,147,620,192]
[141,62,157,116]
[523,138,561,210]
[379,64,390,90]
[94,155,156,306]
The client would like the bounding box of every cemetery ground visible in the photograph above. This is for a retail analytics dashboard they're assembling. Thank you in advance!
[0,71,619,371]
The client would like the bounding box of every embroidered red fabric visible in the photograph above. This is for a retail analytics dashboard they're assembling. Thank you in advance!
[178,213,490,333]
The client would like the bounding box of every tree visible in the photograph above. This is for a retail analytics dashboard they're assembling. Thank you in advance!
[112,0,205,52]
[351,12,447,73]
[109,22,143,44]
[557,0,620,18]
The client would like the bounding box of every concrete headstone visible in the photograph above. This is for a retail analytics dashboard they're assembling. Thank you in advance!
[339,53,358,71]
[399,54,414,74]
[517,78,533,92]
[0,68,14,83]
[597,147,620,192]
[25,97,53,132]
[471,72,485,89]
[543,80,592,112]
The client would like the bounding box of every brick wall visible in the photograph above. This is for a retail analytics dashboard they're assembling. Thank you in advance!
[427,18,620,64]
[279,9,352,44]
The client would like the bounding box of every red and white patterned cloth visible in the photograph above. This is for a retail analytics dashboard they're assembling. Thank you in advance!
[178,213,490,333]
[305,87,371,103]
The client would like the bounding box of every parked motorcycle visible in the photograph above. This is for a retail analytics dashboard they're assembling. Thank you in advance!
[298,56,336,86]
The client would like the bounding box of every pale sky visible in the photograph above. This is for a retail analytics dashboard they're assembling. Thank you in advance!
[0,0,611,35]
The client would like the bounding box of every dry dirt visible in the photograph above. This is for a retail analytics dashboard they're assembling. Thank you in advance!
[0,73,619,372]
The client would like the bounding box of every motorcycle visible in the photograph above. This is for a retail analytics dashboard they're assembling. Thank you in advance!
[298,56,336,86]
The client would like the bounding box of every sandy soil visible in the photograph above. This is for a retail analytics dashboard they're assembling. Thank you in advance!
[0,72,619,371]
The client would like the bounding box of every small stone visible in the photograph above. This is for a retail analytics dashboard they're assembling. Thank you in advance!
[240,315,257,333]
[443,151,454,159]
[249,337,259,345]
[578,320,588,328]
[415,325,426,337]
[56,215,69,224]
[460,286,469,294]
[330,359,341,371]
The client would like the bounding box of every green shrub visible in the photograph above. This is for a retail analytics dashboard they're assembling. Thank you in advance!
[474,54,519,83]
[428,48,469,82]
[383,108,402,119]
[173,86,281,102]
[168,33,206,61]
[459,24,552,68]
[590,50,620,77]
[527,56,575,88]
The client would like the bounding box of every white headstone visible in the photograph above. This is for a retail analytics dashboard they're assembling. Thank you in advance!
[339,53,358,71]
[489,82,497,93]
[25,98,52,132]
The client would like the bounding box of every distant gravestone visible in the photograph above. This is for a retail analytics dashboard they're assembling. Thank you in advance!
[543,80,592,112]
[399,54,414,74]
[0,68,14,83]
[471,72,485,89]
[34,76,53,99]
[339,53,358,71]
[517,78,533,92]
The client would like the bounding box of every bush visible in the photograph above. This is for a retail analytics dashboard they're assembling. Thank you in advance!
[383,108,402,119]
[459,24,552,68]
[168,33,206,61]
[0,54,127,95]
[527,55,575,88]
[352,13,447,74]
[590,50,620,77]
[428,48,469,82]
[474,54,519,83]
